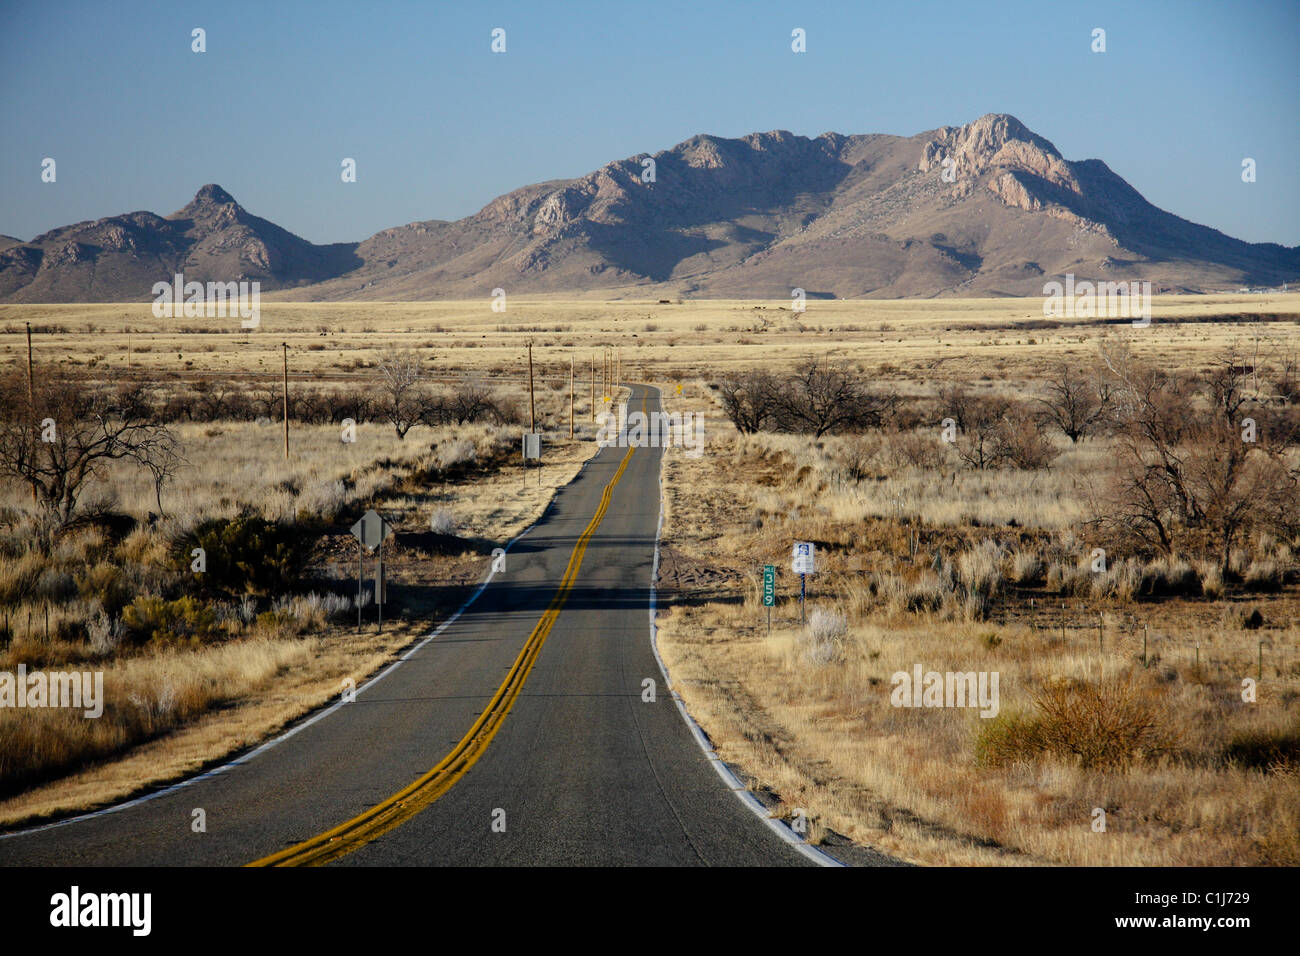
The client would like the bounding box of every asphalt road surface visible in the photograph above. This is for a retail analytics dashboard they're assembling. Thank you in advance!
[0,384,854,867]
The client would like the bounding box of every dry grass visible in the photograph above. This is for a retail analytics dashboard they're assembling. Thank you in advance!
[0,401,600,826]
[3,294,1297,391]
[654,380,1300,867]
[2,295,1297,857]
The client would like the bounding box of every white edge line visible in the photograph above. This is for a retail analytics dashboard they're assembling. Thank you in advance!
[642,386,842,868]
[1,449,590,842]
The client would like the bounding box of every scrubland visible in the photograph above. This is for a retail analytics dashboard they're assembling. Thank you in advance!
[0,320,608,824]
[1,295,1297,862]
[647,298,1300,865]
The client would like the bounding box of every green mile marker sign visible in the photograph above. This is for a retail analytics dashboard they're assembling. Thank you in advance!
[763,565,776,607]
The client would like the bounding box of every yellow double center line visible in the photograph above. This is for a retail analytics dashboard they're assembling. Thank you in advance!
[248,404,641,867]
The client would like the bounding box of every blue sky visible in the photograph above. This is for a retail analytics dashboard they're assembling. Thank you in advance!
[2,0,1296,246]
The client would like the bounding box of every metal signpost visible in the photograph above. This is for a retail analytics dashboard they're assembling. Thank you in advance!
[792,542,815,625]
[350,510,393,632]
[762,565,775,636]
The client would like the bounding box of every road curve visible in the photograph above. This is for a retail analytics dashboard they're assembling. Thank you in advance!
[1,384,822,866]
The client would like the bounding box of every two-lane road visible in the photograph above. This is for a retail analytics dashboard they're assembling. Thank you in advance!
[0,385,824,867]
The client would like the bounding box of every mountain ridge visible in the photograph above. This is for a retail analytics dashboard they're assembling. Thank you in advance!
[3,114,1295,303]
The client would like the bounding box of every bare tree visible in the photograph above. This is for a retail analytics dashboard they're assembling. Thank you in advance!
[141,431,186,516]
[996,413,1061,470]
[773,360,895,437]
[953,395,1012,469]
[1276,347,1299,406]
[716,369,779,434]
[936,381,970,434]
[1038,362,1111,442]
[376,348,428,439]
[0,370,179,540]
[1095,339,1299,571]
[444,381,500,425]
[1204,342,1258,427]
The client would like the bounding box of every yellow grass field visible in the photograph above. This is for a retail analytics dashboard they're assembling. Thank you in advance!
[1,296,1297,860]
[3,293,1297,387]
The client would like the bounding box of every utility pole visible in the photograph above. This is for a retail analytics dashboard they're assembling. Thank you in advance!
[590,354,595,422]
[569,354,575,439]
[527,341,536,433]
[282,342,290,459]
[26,323,35,504]
[25,322,34,401]
[127,331,132,370]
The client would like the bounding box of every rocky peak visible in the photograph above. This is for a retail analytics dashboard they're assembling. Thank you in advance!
[919,113,1073,186]
[170,184,244,224]
[193,183,236,206]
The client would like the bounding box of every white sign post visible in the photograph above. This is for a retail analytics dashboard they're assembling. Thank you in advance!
[792,542,815,625]
[792,541,815,574]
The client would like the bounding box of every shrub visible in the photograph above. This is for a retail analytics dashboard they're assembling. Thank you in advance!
[1031,676,1173,769]
[887,429,951,469]
[436,438,477,471]
[176,514,315,597]
[902,572,952,613]
[85,609,122,654]
[298,480,348,523]
[34,568,77,602]
[1137,557,1201,598]
[832,435,878,483]
[1222,723,1300,771]
[996,415,1061,470]
[1045,560,1092,597]
[975,711,1043,767]
[1243,559,1283,593]
[0,551,43,606]
[978,675,1173,770]
[121,595,221,648]
[957,540,1003,600]
[77,562,135,617]
[1197,561,1225,600]
[1007,549,1045,586]
[429,508,456,536]
[262,591,353,634]
[1078,557,1142,602]
[801,607,847,665]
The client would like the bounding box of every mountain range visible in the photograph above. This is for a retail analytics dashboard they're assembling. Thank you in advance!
[3,114,1295,302]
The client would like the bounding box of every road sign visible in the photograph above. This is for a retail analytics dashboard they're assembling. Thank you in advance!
[522,433,541,460]
[350,510,393,632]
[763,566,776,607]
[350,510,392,552]
[792,541,815,574]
